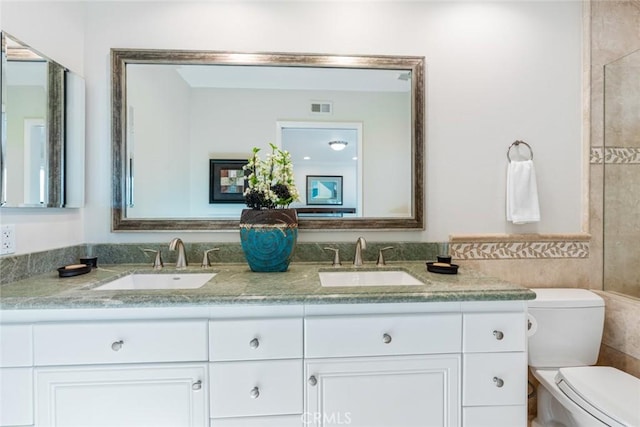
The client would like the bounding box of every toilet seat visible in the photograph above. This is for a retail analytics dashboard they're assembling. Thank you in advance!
[555,366,640,427]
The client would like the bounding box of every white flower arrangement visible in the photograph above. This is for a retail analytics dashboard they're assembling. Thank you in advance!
[243,143,300,210]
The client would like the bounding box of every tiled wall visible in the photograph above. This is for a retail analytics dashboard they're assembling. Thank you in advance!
[590,0,640,375]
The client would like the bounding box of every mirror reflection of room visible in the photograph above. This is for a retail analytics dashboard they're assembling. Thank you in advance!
[124,62,413,221]
[0,31,85,209]
[280,125,361,217]
[1,33,48,206]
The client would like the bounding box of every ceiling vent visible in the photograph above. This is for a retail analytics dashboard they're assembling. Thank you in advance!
[310,101,332,114]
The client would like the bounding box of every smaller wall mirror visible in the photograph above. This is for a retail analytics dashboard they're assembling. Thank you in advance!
[0,31,85,208]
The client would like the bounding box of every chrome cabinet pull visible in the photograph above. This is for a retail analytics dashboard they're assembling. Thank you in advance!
[111,340,124,351]
[493,330,504,340]
[382,333,392,344]
[192,380,202,391]
[249,338,260,349]
[250,386,260,399]
[493,377,504,388]
[308,376,318,386]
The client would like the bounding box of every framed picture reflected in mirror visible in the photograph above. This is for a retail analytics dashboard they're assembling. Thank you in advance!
[209,159,248,203]
[306,175,343,205]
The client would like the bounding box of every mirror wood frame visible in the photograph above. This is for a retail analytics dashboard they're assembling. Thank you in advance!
[111,48,424,231]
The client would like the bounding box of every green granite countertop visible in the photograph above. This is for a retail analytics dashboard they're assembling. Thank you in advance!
[0,262,534,310]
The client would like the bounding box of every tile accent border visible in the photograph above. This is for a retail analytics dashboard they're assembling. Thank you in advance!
[591,147,604,163]
[591,146,640,164]
[450,234,590,260]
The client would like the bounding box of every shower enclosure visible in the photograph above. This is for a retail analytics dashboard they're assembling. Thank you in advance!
[603,48,640,299]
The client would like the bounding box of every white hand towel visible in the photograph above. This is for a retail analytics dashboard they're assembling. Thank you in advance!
[506,159,540,224]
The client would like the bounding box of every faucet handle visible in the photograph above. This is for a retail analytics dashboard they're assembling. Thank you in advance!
[201,248,220,268]
[376,246,394,267]
[142,249,163,269]
[323,247,342,267]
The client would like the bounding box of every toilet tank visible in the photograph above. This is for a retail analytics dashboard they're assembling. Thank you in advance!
[527,288,605,368]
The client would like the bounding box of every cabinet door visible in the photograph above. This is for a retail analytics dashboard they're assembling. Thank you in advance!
[35,363,207,427]
[305,355,460,427]
[0,367,33,426]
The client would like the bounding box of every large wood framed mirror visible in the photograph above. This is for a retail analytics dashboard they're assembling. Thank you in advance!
[111,49,424,231]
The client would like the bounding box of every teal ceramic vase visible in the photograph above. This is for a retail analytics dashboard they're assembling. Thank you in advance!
[239,208,298,272]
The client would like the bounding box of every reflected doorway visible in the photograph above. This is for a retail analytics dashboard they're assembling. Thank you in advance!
[23,118,46,205]
[277,121,363,218]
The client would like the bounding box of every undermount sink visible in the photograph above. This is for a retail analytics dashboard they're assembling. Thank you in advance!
[318,270,423,287]
[92,273,216,291]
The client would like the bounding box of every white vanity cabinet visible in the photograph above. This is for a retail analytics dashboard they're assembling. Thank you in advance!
[304,313,462,427]
[0,299,529,427]
[0,324,34,427]
[32,319,209,427]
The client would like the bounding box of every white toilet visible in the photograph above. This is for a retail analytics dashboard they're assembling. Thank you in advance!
[528,288,640,427]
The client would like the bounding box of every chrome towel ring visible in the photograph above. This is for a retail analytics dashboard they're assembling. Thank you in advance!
[507,140,533,163]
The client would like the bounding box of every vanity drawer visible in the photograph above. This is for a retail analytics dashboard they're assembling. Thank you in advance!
[463,312,526,353]
[0,324,33,367]
[209,359,302,418]
[34,320,207,366]
[305,313,461,358]
[462,352,527,406]
[209,318,302,361]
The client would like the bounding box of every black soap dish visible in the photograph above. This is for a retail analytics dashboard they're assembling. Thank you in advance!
[80,256,98,268]
[426,262,459,275]
[57,264,92,278]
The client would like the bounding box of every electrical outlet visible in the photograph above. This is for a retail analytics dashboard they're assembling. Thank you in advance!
[1,224,16,255]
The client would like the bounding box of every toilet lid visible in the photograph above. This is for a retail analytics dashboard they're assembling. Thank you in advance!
[556,366,640,427]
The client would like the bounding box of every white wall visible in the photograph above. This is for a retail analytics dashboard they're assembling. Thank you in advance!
[1,1,85,75]
[2,0,585,252]
[84,1,583,244]
[0,1,86,254]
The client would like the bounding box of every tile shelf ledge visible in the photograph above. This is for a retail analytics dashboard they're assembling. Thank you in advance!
[450,233,591,243]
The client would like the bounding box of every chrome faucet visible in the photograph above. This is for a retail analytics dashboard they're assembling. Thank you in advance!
[169,238,188,269]
[353,236,367,267]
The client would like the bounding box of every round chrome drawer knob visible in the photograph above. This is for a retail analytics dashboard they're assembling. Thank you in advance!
[192,380,202,391]
[493,377,504,388]
[308,376,318,386]
[493,330,504,340]
[249,338,260,349]
[382,333,392,344]
[111,340,124,351]
[250,387,260,399]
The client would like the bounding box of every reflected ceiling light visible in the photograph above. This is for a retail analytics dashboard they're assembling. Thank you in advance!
[328,140,348,151]
[303,156,311,160]
[352,157,358,161]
